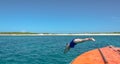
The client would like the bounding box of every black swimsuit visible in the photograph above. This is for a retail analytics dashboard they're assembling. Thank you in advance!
[69,39,77,48]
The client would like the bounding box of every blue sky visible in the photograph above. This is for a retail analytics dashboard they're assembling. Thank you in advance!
[0,0,120,33]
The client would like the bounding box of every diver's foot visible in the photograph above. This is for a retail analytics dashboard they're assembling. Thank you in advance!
[91,38,95,41]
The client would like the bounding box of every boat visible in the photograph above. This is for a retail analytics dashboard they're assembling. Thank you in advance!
[70,45,120,64]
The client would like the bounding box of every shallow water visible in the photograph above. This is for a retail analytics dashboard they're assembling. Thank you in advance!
[0,36,120,64]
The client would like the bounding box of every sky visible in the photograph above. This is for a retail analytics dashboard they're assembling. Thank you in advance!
[0,0,120,33]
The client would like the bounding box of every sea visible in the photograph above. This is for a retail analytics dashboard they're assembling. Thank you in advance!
[0,36,120,64]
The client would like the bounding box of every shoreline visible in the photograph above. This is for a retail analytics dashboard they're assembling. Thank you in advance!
[0,34,120,36]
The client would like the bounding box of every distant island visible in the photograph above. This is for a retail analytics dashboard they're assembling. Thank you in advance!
[0,32,120,36]
[0,32,38,34]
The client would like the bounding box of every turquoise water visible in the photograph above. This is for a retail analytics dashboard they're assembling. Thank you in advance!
[0,36,120,64]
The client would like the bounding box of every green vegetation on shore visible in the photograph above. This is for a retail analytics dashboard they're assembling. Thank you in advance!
[0,32,38,34]
[79,32,120,34]
[0,32,120,34]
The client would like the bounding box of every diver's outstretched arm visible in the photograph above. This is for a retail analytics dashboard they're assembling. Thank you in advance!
[64,43,70,54]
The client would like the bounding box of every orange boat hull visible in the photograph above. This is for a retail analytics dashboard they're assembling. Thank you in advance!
[71,46,120,64]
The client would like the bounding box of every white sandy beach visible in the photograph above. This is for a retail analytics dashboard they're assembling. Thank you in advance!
[0,34,120,36]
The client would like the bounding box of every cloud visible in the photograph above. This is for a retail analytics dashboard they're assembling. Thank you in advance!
[112,16,120,19]
[111,16,120,22]
[21,30,26,32]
